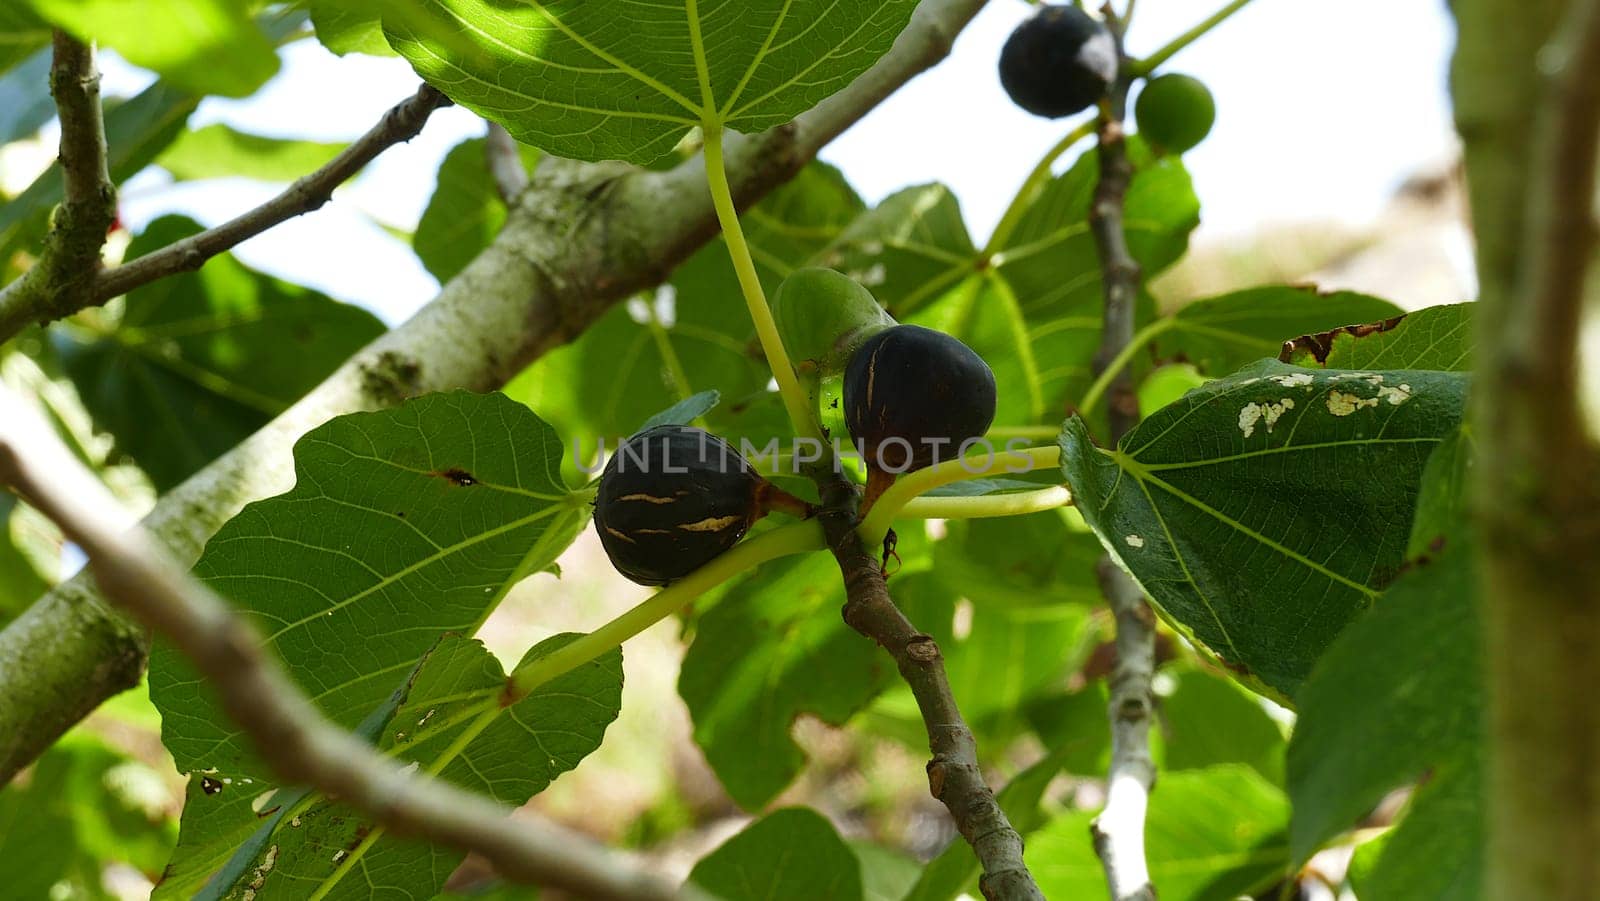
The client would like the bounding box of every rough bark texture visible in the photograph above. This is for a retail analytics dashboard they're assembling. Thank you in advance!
[0,33,118,342]
[816,474,1042,901]
[0,0,988,784]
[1453,0,1600,896]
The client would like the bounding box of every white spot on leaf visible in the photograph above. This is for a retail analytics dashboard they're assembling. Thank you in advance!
[1271,372,1315,388]
[1327,390,1380,416]
[1238,404,1263,438]
[1378,383,1413,405]
[1125,534,1145,548]
[1238,398,1295,438]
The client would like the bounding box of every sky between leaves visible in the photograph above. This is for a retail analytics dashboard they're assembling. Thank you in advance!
[3,0,1457,326]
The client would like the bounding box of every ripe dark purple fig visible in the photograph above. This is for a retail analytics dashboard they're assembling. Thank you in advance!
[843,325,997,478]
[593,425,796,586]
[998,4,1118,119]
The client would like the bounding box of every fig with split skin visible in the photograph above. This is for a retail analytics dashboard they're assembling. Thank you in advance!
[843,325,997,504]
[593,425,808,586]
[999,4,1118,119]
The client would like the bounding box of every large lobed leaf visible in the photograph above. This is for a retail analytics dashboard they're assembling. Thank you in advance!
[383,0,920,165]
[149,392,592,896]
[1059,360,1468,699]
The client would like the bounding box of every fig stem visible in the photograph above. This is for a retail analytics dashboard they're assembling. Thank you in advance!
[506,521,824,698]
[757,480,817,519]
[900,485,1073,521]
[701,124,822,440]
[1129,0,1258,76]
[859,445,1064,541]
[983,118,1099,258]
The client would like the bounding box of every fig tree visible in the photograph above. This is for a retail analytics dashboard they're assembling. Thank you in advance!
[999,5,1118,119]
[593,425,805,586]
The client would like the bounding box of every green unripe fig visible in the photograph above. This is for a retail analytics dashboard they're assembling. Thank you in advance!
[1134,73,1215,154]
[771,267,897,375]
[998,4,1117,119]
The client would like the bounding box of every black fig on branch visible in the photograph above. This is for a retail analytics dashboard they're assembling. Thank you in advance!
[593,425,803,586]
[998,4,1118,119]
[843,325,996,482]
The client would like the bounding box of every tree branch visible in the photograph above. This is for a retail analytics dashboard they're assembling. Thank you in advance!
[1086,11,1158,900]
[0,388,703,901]
[92,83,451,302]
[1454,0,1600,895]
[0,32,117,340]
[0,83,451,342]
[485,122,530,203]
[814,471,1043,901]
[0,0,989,787]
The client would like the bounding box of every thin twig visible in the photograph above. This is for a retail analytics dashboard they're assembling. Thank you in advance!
[0,386,703,901]
[1086,9,1158,900]
[0,33,117,339]
[485,122,530,203]
[0,83,451,343]
[1130,0,1256,75]
[1090,559,1157,900]
[92,84,451,301]
[814,468,1043,901]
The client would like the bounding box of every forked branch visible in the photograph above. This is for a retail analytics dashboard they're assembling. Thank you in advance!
[0,386,703,901]
[0,33,118,339]
[0,82,451,342]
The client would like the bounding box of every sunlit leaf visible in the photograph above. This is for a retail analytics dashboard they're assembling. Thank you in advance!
[27,0,279,98]
[994,142,1198,413]
[309,0,393,57]
[383,0,919,165]
[157,123,345,183]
